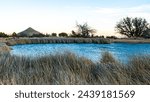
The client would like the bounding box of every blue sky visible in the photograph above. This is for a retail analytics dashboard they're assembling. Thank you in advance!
[0,0,150,36]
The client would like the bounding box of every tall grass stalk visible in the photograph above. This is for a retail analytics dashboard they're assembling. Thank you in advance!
[0,52,150,85]
[6,38,111,46]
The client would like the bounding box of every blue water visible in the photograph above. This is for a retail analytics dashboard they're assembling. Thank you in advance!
[11,43,150,62]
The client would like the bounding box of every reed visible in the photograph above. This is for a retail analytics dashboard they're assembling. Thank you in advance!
[6,37,111,46]
[0,43,10,53]
[0,51,150,85]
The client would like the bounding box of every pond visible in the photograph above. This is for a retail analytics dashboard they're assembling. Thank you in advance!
[11,43,150,63]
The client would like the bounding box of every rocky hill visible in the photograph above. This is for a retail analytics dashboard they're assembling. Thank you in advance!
[17,27,42,37]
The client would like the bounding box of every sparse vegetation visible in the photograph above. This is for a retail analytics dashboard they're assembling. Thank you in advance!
[0,52,150,85]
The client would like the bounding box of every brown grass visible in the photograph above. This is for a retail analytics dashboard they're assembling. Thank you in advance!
[0,51,150,85]
[112,38,150,43]
[0,43,10,53]
[6,37,111,46]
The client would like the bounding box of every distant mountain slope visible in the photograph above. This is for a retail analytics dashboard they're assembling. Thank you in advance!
[18,27,42,37]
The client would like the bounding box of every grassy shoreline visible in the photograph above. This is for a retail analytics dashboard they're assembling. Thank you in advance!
[0,52,150,85]
[6,37,111,46]
[1,37,150,46]
[112,38,150,43]
[4,37,150,46]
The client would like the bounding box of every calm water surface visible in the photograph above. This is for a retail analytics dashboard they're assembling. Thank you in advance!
[11,43,150,62]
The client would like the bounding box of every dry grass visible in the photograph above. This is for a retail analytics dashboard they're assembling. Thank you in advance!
[0,43,10,53]
[6,37,111,46]
[0,38,7,43]
[0,52,150,85]
[112,38,150,43]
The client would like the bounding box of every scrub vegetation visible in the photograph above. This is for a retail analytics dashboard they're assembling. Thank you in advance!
[6,38,111,46]
[0,52,150,85]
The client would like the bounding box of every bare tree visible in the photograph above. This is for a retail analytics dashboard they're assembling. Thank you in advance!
[76,22,96,37]
[116,17,149,37]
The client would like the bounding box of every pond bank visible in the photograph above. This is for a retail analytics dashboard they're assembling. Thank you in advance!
[6,38,111,46]
[5,37,150,46]
[0,43,10,53]
[1,37,150,53]
[112,38,150,43]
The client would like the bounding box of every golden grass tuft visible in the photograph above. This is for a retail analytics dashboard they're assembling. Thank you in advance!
[0,52,150,85]
[100,51,117,64]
